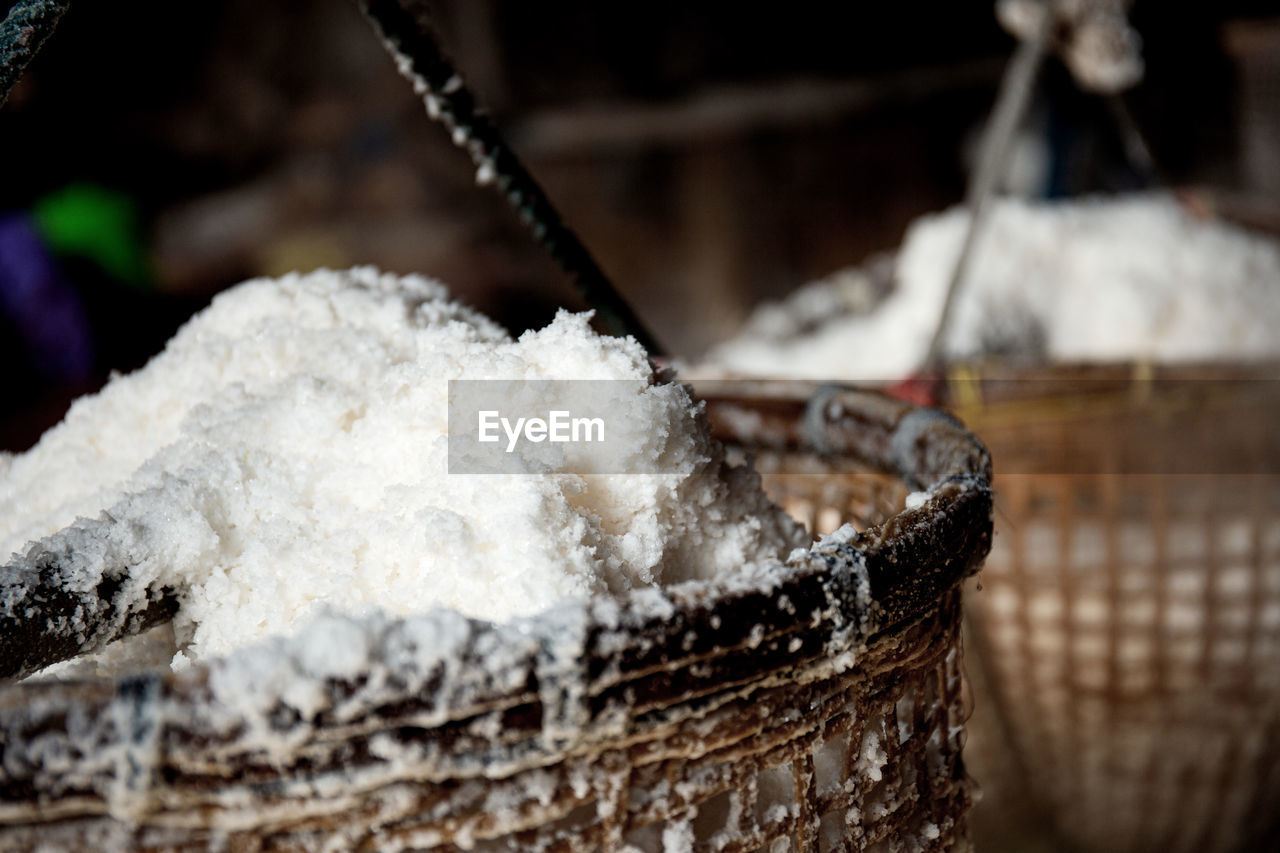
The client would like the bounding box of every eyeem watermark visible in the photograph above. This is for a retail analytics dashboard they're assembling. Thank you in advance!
[452,376,1280,475]
[449,379,673,474]
[478,409,605,453]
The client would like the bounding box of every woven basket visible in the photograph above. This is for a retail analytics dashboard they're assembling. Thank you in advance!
[0,387,991,852]
[953,364,1280,853]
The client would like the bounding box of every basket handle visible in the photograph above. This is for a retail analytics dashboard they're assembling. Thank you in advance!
[0,535,178,682]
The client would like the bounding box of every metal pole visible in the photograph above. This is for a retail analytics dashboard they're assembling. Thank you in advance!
[0,0,71,107]
[357,0,665,356]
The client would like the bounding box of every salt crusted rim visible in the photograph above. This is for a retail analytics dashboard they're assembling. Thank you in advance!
[0,386,991,818]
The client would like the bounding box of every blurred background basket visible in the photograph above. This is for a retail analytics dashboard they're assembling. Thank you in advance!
[952,363,1280,853]
[0,387,991,852]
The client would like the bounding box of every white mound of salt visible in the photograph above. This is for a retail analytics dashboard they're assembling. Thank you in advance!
[1,267,806,665]
[709,194,1280,378]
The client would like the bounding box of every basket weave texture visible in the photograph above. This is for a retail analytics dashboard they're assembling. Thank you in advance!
[958,365,1280,853]
[0,388,992,852]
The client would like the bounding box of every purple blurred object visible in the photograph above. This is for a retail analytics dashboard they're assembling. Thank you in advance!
[0,212,94,381]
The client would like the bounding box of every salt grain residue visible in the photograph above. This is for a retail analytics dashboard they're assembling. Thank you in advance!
[1,267,806,664]
[709,194,1280,378]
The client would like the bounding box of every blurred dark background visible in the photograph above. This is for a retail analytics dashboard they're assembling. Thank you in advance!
[2,0,1279,450]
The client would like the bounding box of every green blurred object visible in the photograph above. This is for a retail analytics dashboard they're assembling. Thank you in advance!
[32,184,150,288]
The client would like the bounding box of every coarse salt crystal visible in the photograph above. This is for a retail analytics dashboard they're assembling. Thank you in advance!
[2,267,807,665]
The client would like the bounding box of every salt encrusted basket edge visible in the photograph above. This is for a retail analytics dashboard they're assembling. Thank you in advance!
[0,385,992,852]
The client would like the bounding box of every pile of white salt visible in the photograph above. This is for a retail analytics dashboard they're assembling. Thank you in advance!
[709,194,1280,378]
[0,267,806,668]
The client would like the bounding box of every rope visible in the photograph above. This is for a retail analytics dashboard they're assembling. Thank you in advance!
[923,0,1053,369]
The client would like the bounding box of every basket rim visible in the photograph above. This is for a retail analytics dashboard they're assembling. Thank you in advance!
[0,385,992,814]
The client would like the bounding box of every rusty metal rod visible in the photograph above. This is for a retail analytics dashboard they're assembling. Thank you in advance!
[0,0,71,107]
[357,0,664,356]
